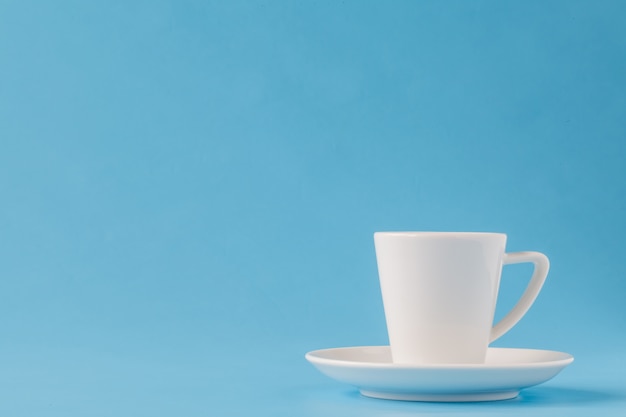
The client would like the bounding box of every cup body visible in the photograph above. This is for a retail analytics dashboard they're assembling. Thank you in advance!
[374,232,507,364]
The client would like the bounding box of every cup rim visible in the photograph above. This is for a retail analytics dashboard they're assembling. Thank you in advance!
[374,231,507,238]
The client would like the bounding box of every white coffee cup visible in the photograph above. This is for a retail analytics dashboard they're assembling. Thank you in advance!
[374,232,549,364]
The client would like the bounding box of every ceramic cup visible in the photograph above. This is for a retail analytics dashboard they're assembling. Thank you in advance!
[374,232,549,364]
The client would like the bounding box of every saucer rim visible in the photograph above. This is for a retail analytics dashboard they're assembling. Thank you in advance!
[305,346,574,370]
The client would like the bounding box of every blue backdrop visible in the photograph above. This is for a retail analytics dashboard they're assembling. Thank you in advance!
[1,1,625,415]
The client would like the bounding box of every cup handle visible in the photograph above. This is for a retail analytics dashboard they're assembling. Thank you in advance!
[490,251,550,342]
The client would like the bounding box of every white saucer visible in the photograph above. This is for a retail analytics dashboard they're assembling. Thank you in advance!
[305,346,573,402]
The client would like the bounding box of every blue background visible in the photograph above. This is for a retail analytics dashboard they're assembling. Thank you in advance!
[1,0,625,415]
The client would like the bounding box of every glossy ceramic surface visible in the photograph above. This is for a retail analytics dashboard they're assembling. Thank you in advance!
[306,346,574,402]
[374,232,549,364]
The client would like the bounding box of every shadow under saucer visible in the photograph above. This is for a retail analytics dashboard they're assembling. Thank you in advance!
[515,386,624,406]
